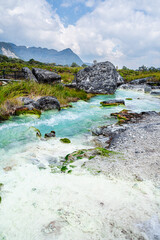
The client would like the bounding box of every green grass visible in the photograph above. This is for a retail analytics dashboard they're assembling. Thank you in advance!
[118,69,160,83]
[0,81,90,106]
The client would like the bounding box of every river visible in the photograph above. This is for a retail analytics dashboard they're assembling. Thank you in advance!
[0,89,160,240]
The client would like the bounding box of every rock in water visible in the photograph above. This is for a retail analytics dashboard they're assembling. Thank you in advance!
[44,131,56,138]
[32,68,61,84]
[100,99,125,106]
[76,61,120,94]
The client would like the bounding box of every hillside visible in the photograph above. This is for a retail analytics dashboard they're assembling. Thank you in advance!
[0,42,83,66]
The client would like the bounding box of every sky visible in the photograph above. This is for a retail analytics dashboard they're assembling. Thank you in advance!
[0,0,160,68]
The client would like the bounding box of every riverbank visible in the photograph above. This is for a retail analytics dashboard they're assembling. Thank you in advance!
[0,81,92,120]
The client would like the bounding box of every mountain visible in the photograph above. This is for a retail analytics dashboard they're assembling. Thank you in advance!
[0,42,83,66]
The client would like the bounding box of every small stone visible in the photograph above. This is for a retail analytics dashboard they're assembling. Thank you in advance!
[44,131,56,138]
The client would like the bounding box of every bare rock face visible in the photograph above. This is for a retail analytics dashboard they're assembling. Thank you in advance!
[76,61,121,94]
[32,68,61,84]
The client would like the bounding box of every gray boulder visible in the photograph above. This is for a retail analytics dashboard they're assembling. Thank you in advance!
[117,73,125,86]
[22,67,38,82]
[150,90,160,96]
[33,96,60,111]
[76,61,119,94]
[130,78,148,85]
[119,84,150,92]
[20,96,60,111]
[32,68,61,84]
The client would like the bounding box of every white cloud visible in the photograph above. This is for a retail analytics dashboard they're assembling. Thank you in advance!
[0,0,160,68]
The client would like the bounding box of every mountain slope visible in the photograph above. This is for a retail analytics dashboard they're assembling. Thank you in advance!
[0,42,83,66]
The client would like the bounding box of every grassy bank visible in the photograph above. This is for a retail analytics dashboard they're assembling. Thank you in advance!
[0,81,92,120]
[118,69,160,83]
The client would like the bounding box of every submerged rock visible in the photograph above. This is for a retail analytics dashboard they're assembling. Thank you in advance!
[32,68,61,84]
[100,99,125,106]
[111,109,143,124]
[76,61,121,94]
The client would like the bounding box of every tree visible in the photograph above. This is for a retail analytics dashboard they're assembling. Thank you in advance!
[122,66,128,70]
[138,65,148,71]
[71,62,79,67]
[82,63,88,68]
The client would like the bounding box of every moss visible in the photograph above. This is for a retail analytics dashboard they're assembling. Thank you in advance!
[0,196,1,203]
[126,98,132,100]
[69,165,76,168]
[60,138,71,143]
[95,147,117,157]
[61,166,68,172]
[65,154,70,161]
[67,170,72,174]
[15,108,41,118]
[30,127,42,137]
[89,156,95,160]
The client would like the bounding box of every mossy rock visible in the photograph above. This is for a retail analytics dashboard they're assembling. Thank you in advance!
[64,147,117,163]
[60,138,71,143]
[126,98,132,100]
[15,107,41,118]
[0,114,10,121]
[100,100,125,107]
[30,127,42,137]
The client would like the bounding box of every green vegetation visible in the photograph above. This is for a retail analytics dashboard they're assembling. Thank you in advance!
[118,67,160,84]
[60,138,71,143]
[126,98,132,100]
[0,81,92,120]
[15,108,41,117]
[0,54,82,84]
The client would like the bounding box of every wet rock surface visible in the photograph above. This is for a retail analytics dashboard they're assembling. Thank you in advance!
[76,61,122,94]
[100,99,125,106]
[44,131,56,138]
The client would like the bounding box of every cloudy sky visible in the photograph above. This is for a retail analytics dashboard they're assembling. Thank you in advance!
[0,0,160,68]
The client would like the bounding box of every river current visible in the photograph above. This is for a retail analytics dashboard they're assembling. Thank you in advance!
[0,89,160,240]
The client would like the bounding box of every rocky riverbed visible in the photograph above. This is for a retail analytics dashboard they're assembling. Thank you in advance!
[89,111,160,183]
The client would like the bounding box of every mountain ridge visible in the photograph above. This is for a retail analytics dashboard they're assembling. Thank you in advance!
[0,42,83,66]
